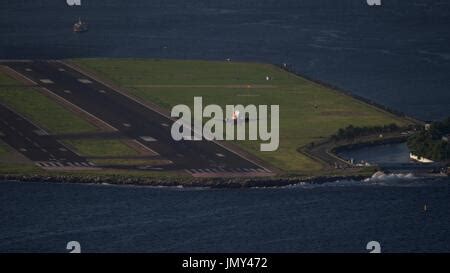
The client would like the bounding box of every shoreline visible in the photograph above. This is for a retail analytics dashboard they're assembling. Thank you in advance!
[0,173,371,189]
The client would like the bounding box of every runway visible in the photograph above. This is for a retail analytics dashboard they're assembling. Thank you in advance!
[0,103,95,169]
[2,60,271,176]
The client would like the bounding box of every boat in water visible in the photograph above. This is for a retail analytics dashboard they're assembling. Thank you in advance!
[73,18,88,33]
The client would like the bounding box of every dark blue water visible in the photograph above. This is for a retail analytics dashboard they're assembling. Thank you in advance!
[338,142,412,165]
[1,0,450,120]
[0,179,448,253]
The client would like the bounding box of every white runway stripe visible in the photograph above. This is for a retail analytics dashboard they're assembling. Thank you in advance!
[185,167,270,175]
[35,161,96,168]
[78,79,92,84]
[40,79,54,84]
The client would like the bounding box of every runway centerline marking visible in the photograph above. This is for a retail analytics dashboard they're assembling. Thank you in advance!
[78,78,93,84]
[39,79,54,84]
[140,136,157,142]
[33,129,48,136]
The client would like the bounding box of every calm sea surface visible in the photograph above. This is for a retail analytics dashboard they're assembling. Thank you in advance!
[0,178,448,253]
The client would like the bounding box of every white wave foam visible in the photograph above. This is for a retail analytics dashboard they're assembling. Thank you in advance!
[364,171,416,183]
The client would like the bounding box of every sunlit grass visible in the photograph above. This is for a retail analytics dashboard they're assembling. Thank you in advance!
[75,58,410,173]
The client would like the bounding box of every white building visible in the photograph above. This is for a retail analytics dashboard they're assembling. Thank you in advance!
[410,153,434,163]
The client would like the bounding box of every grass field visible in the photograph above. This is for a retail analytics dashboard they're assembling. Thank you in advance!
[0,71,138,160]
[0,86,97,134]
[0,142,8,156]
[66,139,138,157]
[74,58,411,173]
[0,72,19,85]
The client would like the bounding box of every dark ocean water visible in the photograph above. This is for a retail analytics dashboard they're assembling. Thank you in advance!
[1,0,449,120]
[0,1,449,253]
[0,179,449,253]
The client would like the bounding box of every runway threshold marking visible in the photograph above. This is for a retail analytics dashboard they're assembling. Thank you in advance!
[35,161,97,168]
[185,168,272,176]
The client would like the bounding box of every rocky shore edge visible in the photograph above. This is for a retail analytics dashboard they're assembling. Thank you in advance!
[0,173,371,188]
